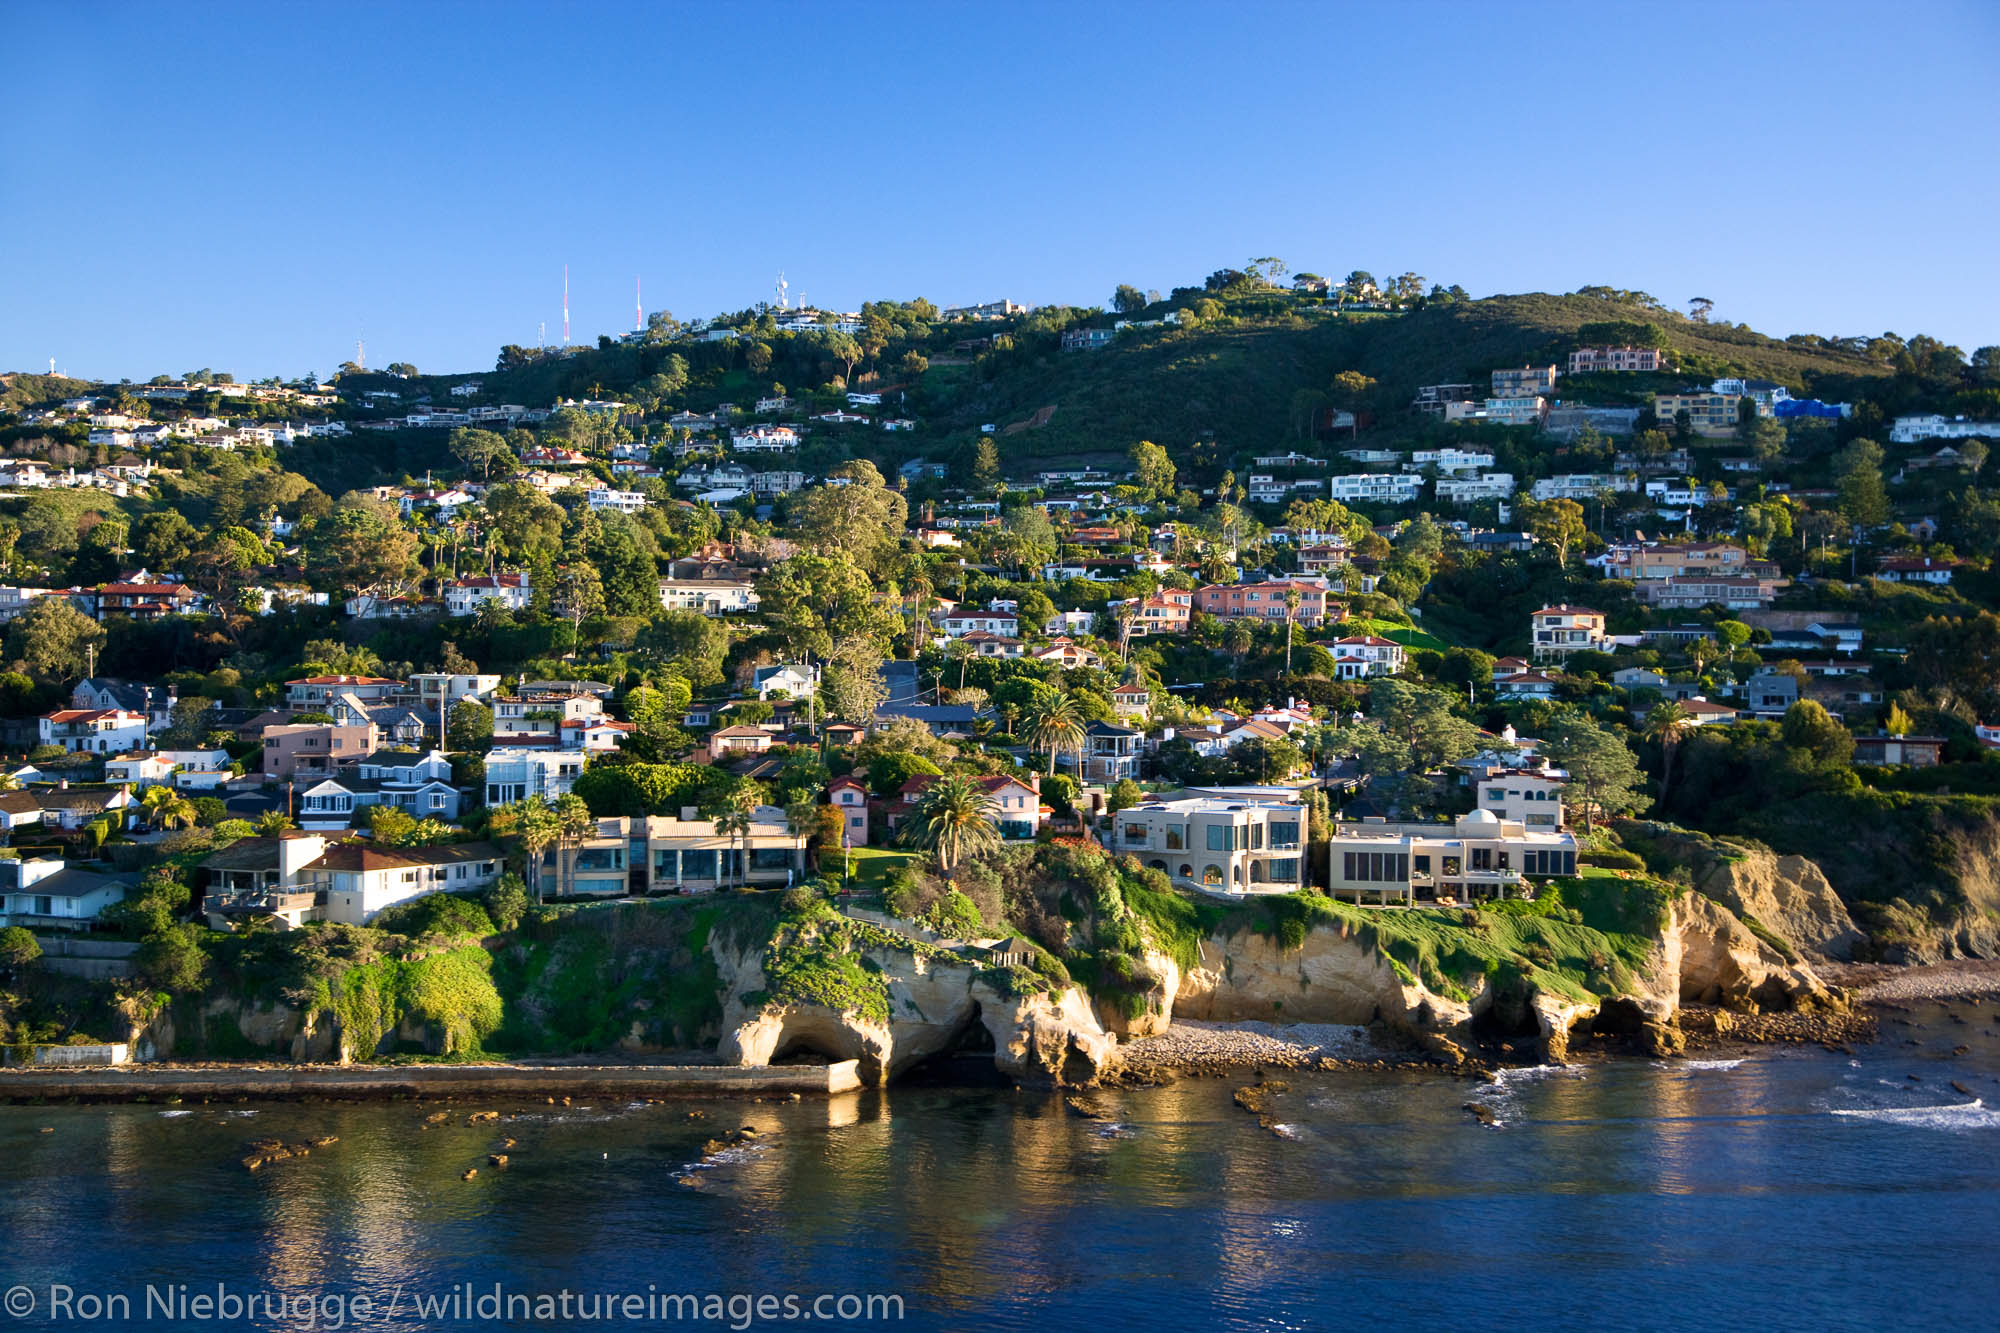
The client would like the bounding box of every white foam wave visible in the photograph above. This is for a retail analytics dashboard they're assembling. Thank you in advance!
[1680,1059,1745,1071]
[1831,1098,2000,1131]
[157,1109,194,1118]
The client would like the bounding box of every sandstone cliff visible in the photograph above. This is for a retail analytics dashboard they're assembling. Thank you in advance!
[711,919,1116,1087]
[1615,822,1863,960]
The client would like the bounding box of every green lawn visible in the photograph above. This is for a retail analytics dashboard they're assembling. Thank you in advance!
[1338,616,1450,652]
[840,846,913,893]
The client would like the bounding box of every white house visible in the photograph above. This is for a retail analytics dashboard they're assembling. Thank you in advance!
[1327,635,1407,680]
[445,573,532,617]
[483,747,587,805]
[104,749,233,791]
[38,709,148,755]
[304,842,504,925]
[0,859,132,930]
[1888,415,1999,444]
[939,611,1018,638]
[1113,796,1306,895]
[754,663,820,699]
[657,578,759,614]
[586,488,650,513]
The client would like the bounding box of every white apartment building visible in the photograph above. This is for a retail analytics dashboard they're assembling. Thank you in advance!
[1405,448,1494,476]
[1484,396,1547,427]
[1326,472,1424,504]
[657,579,759,614]
[1327,809,1578,905]
[1435,473,1516,504]
[586,488,649,513]
[1531,473,1636,502]
[1888,415,2000,444]
[1113,797,1307,895]
[483,747,587,805]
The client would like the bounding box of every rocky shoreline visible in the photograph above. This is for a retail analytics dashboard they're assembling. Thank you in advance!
[1823,958,2000,1005]
[1116,1019,1432,1077]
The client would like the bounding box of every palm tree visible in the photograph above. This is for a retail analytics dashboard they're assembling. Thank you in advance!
[1283,588,1301,676]
[900,774,1000,880]
[1024,691,1087,777]
[1643,701,1695,805]
[150,793,197,831]
[554,794,596,899]
[713,808,752,889]
[511,799,560,904]
[139,785,179,830]
[254,810,292,837]
[785,797,823,871]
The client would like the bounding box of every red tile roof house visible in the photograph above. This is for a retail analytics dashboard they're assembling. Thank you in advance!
[1873,555,1961,585]
[893,773,1044,841]
[827,774,870,847]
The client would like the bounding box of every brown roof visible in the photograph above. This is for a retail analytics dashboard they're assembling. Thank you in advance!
[302,840,500,873]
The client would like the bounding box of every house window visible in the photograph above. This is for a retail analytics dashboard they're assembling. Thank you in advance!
[1123,823,1148,844]
[1269,821,1299,849]
[1205,824,1235,852]
[1202,865,1224,886]
[1268,858,1300,883]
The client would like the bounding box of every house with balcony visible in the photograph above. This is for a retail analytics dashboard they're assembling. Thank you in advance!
[492,690,605,745]
[285,675,401,711]
[1874,555,1960,585]
[1114,797,1306,895]
[1653,391,1739,437]
[1327,809,1578,906]
[483,747,586,805]
[657,578,759,614]
[1492,365,1559,397]
[1081,720,1144,782]
[444,573,533,617]
[261,723,375,781]
[296,749,462,827]
[1327,634,1406,680]
[754,663,820,699]
[301,841,504,925]
[1195,580,1334,626]
[939,609,1020,638]
[1631,575,1788,611]
[409,672,502,721]
[1568,346,1663,374]
[1529,606,1607,662]
[556,812,809,896]
[38,708,149,755]
[199,832,334,929]
[104,748,232,791]
[1111,683,1151,720]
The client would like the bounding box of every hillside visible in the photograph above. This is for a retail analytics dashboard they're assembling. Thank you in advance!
[355,289,1904,473]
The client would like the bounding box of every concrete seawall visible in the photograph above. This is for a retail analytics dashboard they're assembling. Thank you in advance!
[0,1060,864,1102]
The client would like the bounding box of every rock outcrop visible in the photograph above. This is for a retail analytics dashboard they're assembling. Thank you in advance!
[1615,823,1862,960]
[712,929,1115,1087]
[1659,892,1835,1011]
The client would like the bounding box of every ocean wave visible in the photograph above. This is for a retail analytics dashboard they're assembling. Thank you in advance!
[1679,1059,1745,1071]
[157,1109,195,1118]
[1831,1098,2000,1131]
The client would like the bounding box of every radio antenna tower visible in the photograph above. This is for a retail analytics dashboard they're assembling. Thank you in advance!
[562,265,570,345]
[775,271,789,310]
[635,277,643,332]
[356,337,365,370]
[538,321,546,348]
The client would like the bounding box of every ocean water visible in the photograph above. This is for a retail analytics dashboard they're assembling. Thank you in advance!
[1,1003,1996,1331]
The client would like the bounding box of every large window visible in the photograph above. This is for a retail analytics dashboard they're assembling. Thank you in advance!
[1341,851,1410,883]
[1522,848,1577,877]
[1269,821,1299,849]
[681,849,718,880]
[751,847,793,871]
[1267,858,1300,883]
[1206,824,1236,852]
[1202,865,1224,886]
[1124,823,1148,844]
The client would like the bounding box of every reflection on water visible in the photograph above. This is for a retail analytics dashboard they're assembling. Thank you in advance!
[1,1005,1996,1330]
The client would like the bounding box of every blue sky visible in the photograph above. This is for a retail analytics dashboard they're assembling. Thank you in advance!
[3,1,1995,381]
